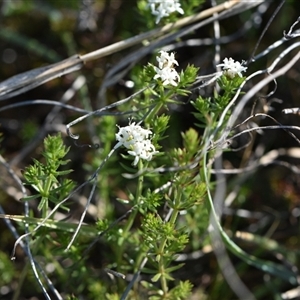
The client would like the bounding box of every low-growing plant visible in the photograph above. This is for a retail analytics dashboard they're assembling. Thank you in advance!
[0,1,300,300]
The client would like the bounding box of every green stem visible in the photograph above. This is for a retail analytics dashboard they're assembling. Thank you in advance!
[157,188,182,295]
[145,101,164,124]
[117,160,145,269]
[144,87,174,124]
[43,176,52,197]
[158,259,168,295]
[123,161,144,234]
[41,176,52,217]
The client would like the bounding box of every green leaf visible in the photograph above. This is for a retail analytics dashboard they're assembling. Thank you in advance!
[164,263,185,273]
[21,194,40,202]
[167,280,193,300]
[0,214,99,237]
[151,273,161,282]
[203,155,298,285]
[222,229,298,284]
[37,196,48,211]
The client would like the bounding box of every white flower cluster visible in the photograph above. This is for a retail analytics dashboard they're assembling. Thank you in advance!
[148,0,184,24]
[153,50,180,86]
[115,122,158,166]
[217,57,247,78]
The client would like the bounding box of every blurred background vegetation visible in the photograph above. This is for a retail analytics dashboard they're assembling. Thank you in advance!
[0,0,300,299]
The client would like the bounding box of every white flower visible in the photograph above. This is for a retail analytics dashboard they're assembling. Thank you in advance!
[154,66,180,86]
[128,139,159,166]
[156,50,178,69]
[115,122,158,166]
[148,0,184,24]
[217,57,247,78]
[115,122,152,148]
[153,51,180,86]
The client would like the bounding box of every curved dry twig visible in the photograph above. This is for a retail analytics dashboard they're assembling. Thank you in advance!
[0,0,264,101]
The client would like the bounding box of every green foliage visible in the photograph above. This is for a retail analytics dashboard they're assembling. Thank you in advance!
[1,1,300,299]
[151,114,170,146]
[178,65,199,89]
[22,133,74,212]
[0,251,14,285]
[167,280,193,300]
[140,189,163,213]
[141,213,188,255]
[20,120,38,143]
[171,128,201,165]
[192,74,246,129]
